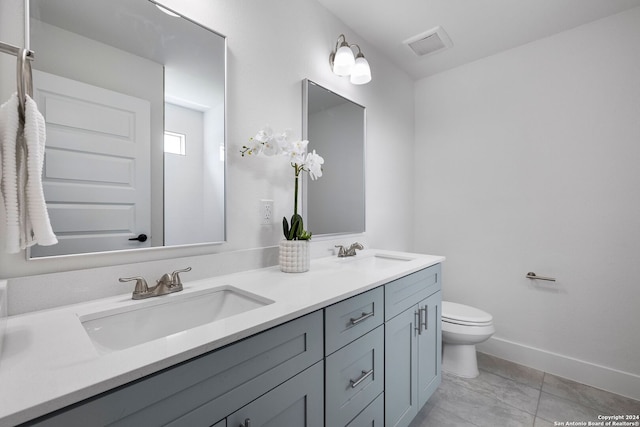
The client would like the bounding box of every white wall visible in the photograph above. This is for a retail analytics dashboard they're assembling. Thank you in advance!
[202,100,225,243]
[0,0,414,309]
[414,7,640,399]
[164,103,206,246]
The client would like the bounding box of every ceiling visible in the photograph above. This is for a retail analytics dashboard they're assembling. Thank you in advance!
[316,0,640,80]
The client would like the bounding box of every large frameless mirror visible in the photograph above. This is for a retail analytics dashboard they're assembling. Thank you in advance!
[28,0,226,258]
[302,79,365,236]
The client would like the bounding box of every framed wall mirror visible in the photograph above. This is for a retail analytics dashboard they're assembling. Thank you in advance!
[28,0,226,258]
[302,79,365,236]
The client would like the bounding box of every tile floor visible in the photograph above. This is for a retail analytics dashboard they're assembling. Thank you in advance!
[410,353,640,427]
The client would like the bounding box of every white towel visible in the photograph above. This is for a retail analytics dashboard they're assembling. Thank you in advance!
[0,93,22,253]
[0,93,57,253]
[23,95,57,248]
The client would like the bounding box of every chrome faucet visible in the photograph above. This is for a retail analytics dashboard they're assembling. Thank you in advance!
[119,267,192,300]
[335,242,364,257]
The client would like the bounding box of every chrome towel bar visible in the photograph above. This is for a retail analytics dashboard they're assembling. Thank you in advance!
[526,272,556,282]
[0,41,35,60]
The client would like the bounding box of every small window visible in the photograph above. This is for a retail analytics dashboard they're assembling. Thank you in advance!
[164,131,186,155]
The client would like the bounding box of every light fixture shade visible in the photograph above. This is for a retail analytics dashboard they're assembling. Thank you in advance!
[333,45,355,76]
[156,4,180,17]
[350,55,371,84]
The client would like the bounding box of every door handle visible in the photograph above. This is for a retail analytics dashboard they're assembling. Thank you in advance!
[421,305,428,331]
[128,233,148,242]
[415,309,422,335]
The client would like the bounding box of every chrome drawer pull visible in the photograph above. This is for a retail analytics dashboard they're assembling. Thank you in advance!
[240,418,251,427]
[350,369,374,388]
[415,309,421,335]
[350,311,374,325]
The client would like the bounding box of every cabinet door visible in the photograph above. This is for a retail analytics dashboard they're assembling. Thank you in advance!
[227,362,324,427]
[417,291,442,408]
[384,305,419,427]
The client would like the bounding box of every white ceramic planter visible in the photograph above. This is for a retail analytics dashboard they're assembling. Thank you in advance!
[279,240,310,273]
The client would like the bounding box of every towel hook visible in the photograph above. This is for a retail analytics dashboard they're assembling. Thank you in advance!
[16,48,33,123]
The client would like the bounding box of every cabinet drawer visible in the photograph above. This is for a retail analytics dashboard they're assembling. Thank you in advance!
[385,264,441,321]
[227,361,324,427]
[346,392,384,427]
[29,311,323,427]
[325,287,384,355]
[325,326,384,427]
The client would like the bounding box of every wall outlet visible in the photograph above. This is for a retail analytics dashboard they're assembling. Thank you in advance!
[260,199,274,225]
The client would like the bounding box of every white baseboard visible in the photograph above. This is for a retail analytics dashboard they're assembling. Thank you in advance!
[477,336,640,401]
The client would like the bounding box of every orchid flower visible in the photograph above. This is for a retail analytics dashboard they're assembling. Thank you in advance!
[304,150,324,180]
[241,126,325,240]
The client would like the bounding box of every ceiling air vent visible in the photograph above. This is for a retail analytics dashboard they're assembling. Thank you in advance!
[403,26,453,57]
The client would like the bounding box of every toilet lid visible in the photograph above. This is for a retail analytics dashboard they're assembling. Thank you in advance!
[442,301,493,325]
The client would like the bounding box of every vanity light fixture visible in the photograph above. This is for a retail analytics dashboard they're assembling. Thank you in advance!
[329,34,371,85]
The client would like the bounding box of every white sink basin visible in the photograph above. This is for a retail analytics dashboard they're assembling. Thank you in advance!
[80,285,274,354]
[335,253,414,268]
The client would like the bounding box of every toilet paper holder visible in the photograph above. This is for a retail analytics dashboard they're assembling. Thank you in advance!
[526,272,556,282]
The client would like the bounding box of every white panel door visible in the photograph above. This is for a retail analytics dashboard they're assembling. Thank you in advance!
[30,70,151,257]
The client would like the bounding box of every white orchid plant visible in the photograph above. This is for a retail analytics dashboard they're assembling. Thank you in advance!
[241,126,324,240]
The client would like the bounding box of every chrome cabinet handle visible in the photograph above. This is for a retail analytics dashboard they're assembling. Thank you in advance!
[421,305,428,331]
[350,311,374,325]
[350,369,374,388]
[240,418,251,427]
[415,309,421,335]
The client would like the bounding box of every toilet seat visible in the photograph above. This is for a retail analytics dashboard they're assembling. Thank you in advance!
[442,301,493,326]
[443,317,493,327]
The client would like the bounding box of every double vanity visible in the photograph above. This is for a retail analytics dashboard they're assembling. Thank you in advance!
[0,250,444,427]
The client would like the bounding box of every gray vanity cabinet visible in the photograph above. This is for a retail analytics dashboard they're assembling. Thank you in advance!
[25,311,323,427]
[21,263,443,427]
[384,265,442,427]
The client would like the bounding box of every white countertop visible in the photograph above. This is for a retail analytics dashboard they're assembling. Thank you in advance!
[0,250,444,426]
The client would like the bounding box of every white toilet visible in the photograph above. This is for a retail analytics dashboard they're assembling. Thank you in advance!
[441,301,495,378]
